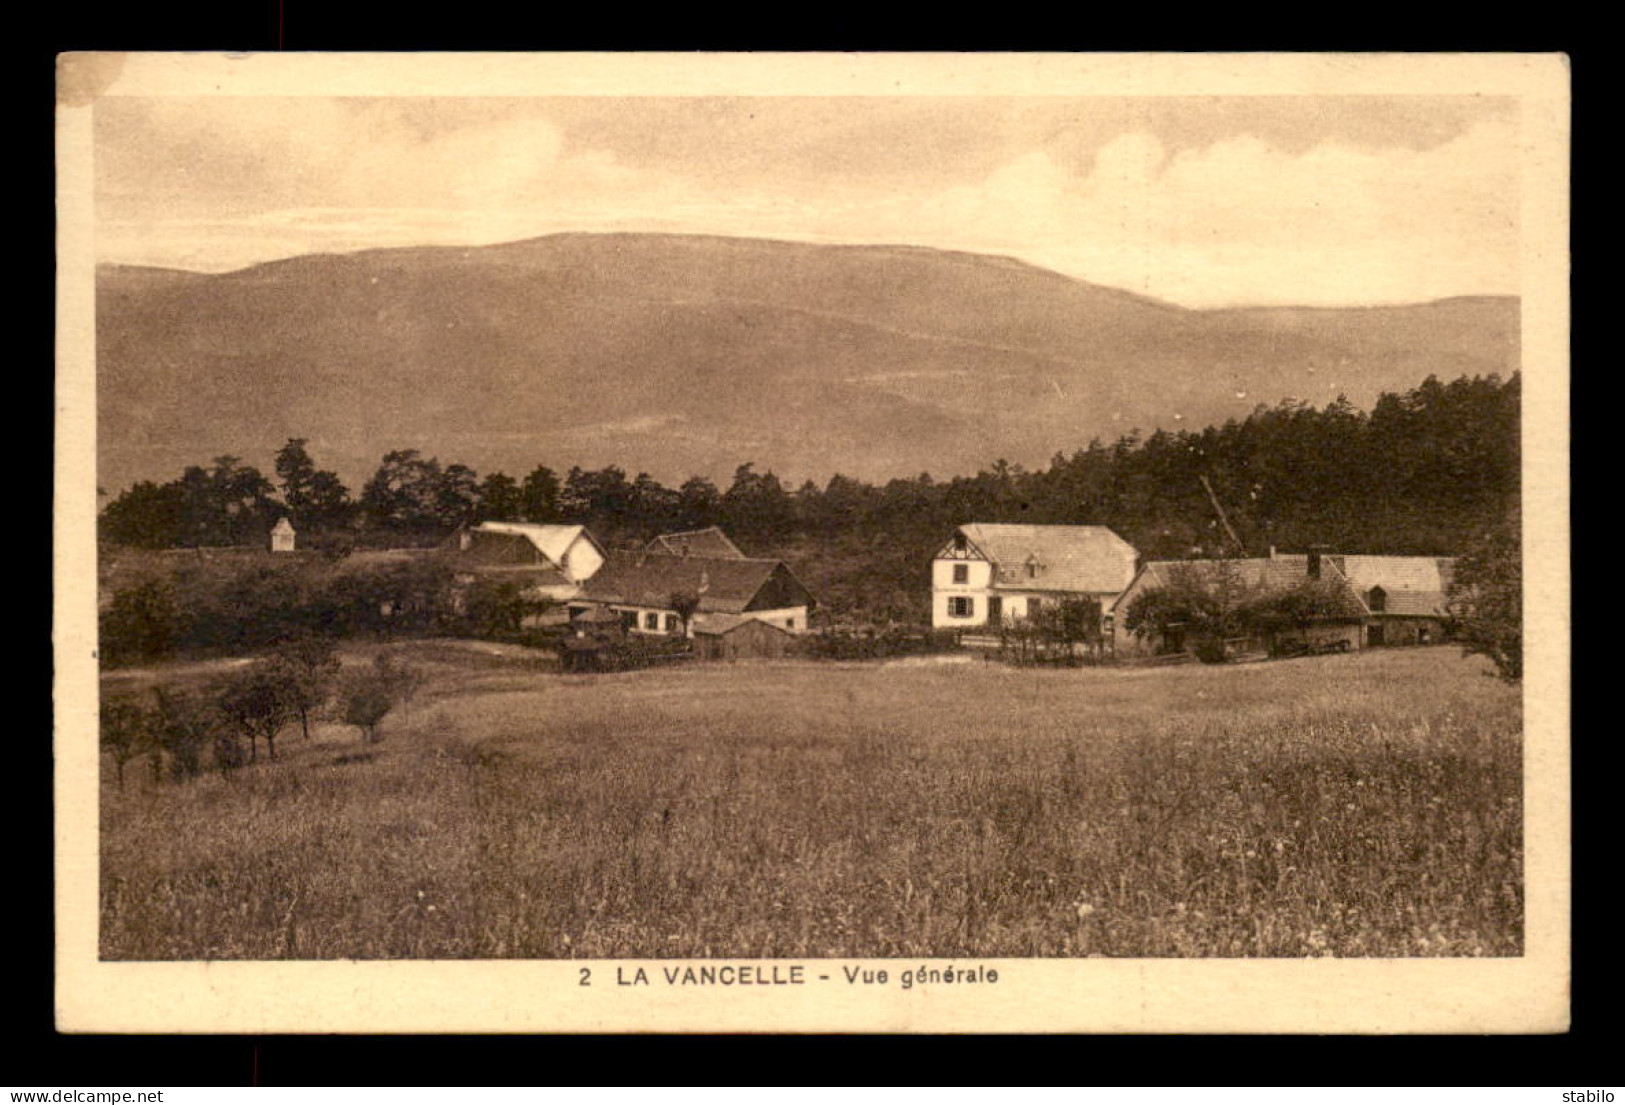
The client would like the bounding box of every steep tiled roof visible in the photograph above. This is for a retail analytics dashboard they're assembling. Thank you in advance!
[1337,555,1456,618]
[581,552,804,614]
[950,524,1139,595]
[646,527,747,559]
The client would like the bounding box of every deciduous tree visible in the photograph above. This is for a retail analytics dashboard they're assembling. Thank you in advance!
[1448,510,1522,682]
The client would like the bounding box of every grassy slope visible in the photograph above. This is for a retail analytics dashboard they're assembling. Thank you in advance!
[100,646,1521,959]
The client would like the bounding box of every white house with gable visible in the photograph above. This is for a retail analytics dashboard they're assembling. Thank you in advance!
[931,523,1139,630]
[447,522,609,604]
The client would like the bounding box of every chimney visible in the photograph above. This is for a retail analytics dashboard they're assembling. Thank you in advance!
[1307,546,1325,579]
[1268,544,1277,559]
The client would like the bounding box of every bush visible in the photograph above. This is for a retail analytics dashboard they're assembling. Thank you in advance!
[1191,637,1229,665]
[797,626,961,661]
[100,580,180,666]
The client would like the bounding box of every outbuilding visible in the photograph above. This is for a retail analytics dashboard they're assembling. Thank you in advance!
[692,614,795,661]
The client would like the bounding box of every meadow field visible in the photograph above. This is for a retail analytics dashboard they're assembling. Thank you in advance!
[98,645,1522,959]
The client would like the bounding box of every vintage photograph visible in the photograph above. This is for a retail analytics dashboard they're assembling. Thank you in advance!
[57,52,1569,1032]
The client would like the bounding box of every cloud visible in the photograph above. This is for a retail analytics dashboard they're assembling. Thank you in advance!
[895,117,1518,305]
[96,99,1519,306]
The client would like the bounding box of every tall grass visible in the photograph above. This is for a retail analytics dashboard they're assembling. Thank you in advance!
[100,648,1521,959]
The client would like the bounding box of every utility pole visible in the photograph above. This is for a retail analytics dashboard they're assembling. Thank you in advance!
[1199,475,1247,558]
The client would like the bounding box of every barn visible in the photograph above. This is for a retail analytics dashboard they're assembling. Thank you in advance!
[692,615,795,661]
[572,550,816,638]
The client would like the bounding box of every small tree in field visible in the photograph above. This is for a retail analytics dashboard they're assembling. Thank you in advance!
[150,686,219,781]
[338,653,422,743]
[1448,512,1522,682]
[100,698,152,789]
[266,632,342,740]
[1047,596,1104,661]
[218,662,295,762]
[1123,561,1257,661]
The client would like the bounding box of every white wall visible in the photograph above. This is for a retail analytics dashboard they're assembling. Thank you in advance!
[559,536,605,583]
[931,558,993,590]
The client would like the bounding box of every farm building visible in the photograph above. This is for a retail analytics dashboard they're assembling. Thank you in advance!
[1108,549,1456,658]
[645,526,748,559]
[570,550,816,638]
[444,522,609,605]
[692,614,795,661]
[1335,555,1457,647]
[931,523,1139,631]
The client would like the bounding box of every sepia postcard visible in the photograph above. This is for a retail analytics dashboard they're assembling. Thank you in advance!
[55,51,1571,1033]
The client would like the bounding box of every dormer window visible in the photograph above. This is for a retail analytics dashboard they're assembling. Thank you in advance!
[1368,586,1387,613]
[1025,554,1041,579]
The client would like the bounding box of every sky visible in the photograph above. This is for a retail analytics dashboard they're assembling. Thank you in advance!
[94,95,1519,308]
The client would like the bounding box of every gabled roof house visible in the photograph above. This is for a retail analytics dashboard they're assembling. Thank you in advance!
[1109,549,1458,656]
[445,522,609,601]
[931,523,1139,630]
[574,550,816,637]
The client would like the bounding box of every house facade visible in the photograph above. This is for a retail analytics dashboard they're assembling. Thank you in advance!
[1334,555,1456,647]
[931,523,1139,631]
[446,522,609,606]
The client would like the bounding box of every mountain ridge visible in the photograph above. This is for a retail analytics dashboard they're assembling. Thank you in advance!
[96,232,1520,495]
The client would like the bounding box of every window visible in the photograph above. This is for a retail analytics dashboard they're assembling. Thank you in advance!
[786,617,796,629]
[665,614,679,634]
[952,564,969,584]
[949,596,974,618]
[1368,586,1387,613]
[644,612,660,630]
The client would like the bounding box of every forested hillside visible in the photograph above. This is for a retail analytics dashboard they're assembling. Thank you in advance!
[97,233,1518,494]
[100,373,1519,623]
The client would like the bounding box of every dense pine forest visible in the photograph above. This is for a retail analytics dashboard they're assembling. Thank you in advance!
[100,372,1519,623]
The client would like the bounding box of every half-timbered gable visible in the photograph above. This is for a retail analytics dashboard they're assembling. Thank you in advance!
[931,523,1139,630]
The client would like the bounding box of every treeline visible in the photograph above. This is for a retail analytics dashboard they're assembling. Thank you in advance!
[100,373,1519,621]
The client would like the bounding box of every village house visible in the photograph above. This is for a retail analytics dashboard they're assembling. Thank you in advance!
[930,523,1140,631]
[440,521,609,627]
[1334,554,1457,648]
[570,550,816,639]
[444,521,609,604]
[1108,549,1456,657]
